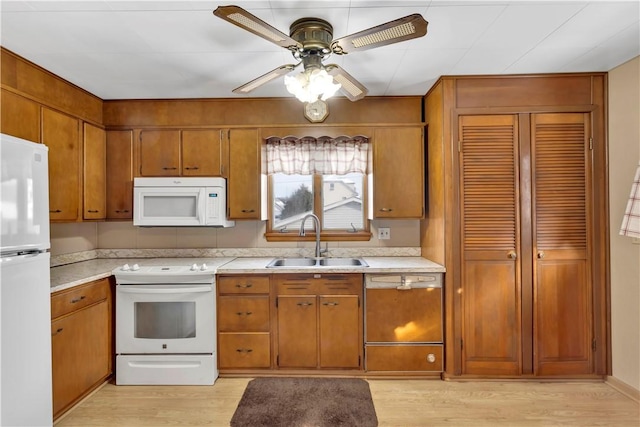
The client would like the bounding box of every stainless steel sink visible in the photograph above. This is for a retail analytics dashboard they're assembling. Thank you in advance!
[266,258,317,267]
[319,258,368,267]
[265,257,368,268]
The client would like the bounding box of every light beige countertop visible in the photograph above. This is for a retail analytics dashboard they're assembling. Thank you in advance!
[50,256,445,293]
[216,256,446,274]
[50,257,234,293]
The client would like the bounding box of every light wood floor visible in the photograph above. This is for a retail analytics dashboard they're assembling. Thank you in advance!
[55,378,639,427]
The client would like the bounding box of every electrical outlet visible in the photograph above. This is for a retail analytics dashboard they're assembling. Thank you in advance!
[378,227,390,240]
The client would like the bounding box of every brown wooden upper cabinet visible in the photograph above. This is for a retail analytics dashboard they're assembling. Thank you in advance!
[1,89,40,142]
[83,123,106,220]
[228,128,263,220]
[42,107,81,222]
[373,127,424,219]
[138,129,223,177]
[106,130,134,219]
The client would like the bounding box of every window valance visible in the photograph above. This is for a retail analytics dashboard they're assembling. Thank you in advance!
[266,135,369,175]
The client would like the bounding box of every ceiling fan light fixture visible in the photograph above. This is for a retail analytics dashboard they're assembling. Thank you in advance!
[284,68,341,103]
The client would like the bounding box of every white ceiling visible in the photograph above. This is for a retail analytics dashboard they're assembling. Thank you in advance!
[1,0,639,101]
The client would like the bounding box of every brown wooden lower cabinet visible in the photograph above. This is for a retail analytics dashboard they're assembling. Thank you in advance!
[217,275,272,370]
[51,278,112,420]
[274,274,363,370]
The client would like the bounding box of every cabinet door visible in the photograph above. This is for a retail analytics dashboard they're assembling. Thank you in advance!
[276,295,317,368]
[139,130,180,176]
[228,128,262,219]
[459,114,521,375]
[1,89,40,142]
[182,129,222,176]
[51,300,110,418]
[83,123,106,219]
[42,107,80,221]
[106,130,134,219]
[319,295,360,368]
[531,113,593,375]
[373,127,424,218]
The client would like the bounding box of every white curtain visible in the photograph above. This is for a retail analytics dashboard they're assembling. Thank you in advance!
[266,135,369,175]
[620,164,640,238]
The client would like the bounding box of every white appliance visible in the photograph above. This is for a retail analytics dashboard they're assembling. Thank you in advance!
[113,263,218,385]
[133,177,234,227]
[0,134,53,426]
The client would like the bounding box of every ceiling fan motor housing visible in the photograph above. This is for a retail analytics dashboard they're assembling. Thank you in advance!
[290,18,333,63]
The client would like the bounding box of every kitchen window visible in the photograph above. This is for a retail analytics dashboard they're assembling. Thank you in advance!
[265,135,371,241]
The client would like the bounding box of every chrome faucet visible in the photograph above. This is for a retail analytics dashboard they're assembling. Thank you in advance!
[299,213,322,258]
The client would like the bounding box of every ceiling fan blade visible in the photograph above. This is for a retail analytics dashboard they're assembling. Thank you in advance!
[325,64,368,101]
[232,64,300,95]
[331,14,428,55]
[213,5,302,51]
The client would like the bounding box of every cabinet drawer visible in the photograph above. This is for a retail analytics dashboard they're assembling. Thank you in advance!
[51,279,109,319]
[218,296,270,332]
[218,275,270,294]
[275,274,362,295]
[218,333,271,368]
[366,345,443,372]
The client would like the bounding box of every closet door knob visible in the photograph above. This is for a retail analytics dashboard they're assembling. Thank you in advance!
[537,251,545,259]
[507,251,517,259]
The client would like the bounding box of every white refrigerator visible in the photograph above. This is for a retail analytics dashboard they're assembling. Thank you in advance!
[0,133,53,426]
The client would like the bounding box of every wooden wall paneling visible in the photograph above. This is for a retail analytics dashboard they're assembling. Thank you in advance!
[1,48,102,124]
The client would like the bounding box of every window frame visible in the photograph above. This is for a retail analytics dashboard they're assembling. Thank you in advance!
[265,174,372,242]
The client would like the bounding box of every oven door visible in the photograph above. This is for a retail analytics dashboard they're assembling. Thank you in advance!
[116,284,215,354]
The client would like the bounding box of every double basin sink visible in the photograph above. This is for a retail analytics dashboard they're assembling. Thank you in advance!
[266,257,369,268]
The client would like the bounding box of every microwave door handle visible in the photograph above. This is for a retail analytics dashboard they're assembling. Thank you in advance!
[117,286,213,294]
[198,188,207,224]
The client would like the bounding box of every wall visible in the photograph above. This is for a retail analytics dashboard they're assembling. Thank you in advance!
[608,56,640,392]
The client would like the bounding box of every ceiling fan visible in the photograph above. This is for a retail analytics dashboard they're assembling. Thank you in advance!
[213,5,428,103]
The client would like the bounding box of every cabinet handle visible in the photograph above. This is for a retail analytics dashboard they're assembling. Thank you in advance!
[379,208,393,212]
[162,167,177,170]
[507,251,517,259]
[241,209,255,213]
[235,283,253,289]
[235,348,253,353]
[50,209,61,213]
[236,311,253,316]
[297,302,313,307]
[52,328,63,336]
[426,353,436,363]
[71,295,86,303]
[87,210,99,213]
[184,166,199,170]
[537,251,545,259]
[115,209,130,213]
[322,302,339,306]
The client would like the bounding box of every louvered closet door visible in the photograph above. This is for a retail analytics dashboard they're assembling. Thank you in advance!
[459,115,521,375]
[531,113,593,375]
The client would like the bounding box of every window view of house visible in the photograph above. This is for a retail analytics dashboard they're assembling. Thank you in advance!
[271,172,365,231]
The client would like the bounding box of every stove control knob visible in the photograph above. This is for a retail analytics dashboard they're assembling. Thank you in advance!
[121,264,130,271]
[200,263,208,271]
[132,264,140,271]
[191,263,199,271]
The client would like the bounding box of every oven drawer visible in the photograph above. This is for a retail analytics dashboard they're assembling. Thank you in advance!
[218,296,270,332]
[218,275,270,294]
[366,344,443,372]
[218,333,271,368]
[51,279,109,319]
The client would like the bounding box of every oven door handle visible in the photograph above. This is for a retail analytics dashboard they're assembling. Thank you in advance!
[117,285,213,294]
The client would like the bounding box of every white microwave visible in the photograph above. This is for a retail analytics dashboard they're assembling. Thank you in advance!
[133,177,235,227]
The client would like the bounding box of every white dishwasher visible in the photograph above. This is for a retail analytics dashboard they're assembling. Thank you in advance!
[364,273,443,373]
